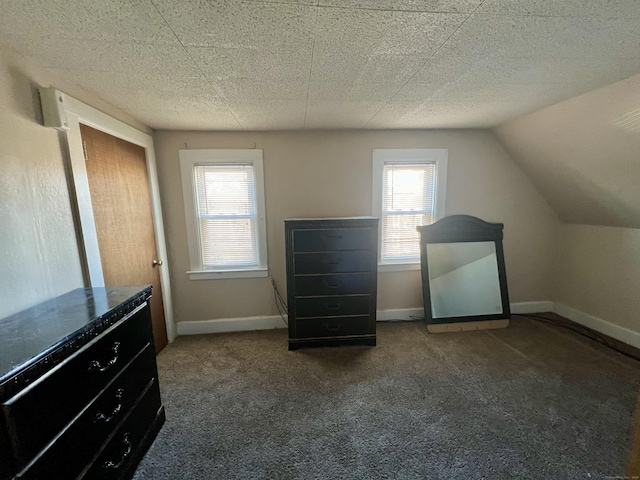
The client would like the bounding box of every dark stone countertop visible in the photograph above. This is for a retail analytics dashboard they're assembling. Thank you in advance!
[0,286,151,388]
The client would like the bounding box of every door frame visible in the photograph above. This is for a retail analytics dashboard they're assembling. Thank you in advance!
[50,91,176,342]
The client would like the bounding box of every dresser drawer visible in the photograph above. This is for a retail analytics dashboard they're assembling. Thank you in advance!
[294,251,372,274]
[2,305,152,468]
[293,228,372,252]
[83,380,162,480]
[294,273,372,297]
[295,296,370,318]
[294,316,371,338]
[18,344,157,479]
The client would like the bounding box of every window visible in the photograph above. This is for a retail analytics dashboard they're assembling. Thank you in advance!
[372,149,447,271]
[179,149,267,280]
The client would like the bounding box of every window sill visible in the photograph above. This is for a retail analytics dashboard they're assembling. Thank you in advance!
[187,268,268,280]
[378,262,421,272]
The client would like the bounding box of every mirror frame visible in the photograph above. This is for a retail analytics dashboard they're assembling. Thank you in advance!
[417,215,511,325]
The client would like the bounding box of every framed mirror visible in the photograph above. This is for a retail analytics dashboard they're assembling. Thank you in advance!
[417,215,510,333]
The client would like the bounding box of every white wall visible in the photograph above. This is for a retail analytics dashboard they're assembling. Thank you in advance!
[154,129,560,324]
[494,74,640,342]
[0,48,84,317]
[0,45,149,318]
[554,224,640,335]
[494,73,640,228]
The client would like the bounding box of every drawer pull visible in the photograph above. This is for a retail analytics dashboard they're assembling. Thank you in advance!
[321,280,343,289]
[102,433,132,470]
[323,302,343,311]
[321,234,343,241]
[88,342,121,373]
[94,388,124,423]
[321,258,342,265]
[324,324,341,332]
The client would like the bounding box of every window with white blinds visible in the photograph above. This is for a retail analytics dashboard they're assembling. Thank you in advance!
[194,164,258,268]
[382,163,436,261]
[179,149,267,280]
[373,149,448,269]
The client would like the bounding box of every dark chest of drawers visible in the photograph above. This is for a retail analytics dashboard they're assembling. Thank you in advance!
[285,217,379,350]
[0,286,165,480]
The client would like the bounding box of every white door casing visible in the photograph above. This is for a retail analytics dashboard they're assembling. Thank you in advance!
[40,88,177,342]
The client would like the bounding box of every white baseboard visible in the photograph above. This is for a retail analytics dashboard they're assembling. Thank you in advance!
[177,315,287,335]
[511,301,554,314]
[376,308,424,321]
[176,302,640,351]
[552,303,640,350]
[177,302,553,335]
[177,309,425,334]
[376,302,553,322]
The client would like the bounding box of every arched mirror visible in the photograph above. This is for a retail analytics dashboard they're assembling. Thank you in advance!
[417,215,510,333]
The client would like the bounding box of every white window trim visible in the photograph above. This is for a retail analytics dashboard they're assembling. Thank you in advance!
[179,149,268,280]
[372,148,448,272]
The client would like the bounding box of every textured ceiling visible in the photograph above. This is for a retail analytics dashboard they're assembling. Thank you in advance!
[1,0,640,130]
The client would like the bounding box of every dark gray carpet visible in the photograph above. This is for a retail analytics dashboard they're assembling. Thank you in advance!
[133,318,640,479]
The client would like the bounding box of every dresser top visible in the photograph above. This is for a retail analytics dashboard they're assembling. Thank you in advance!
[0,286,151,386]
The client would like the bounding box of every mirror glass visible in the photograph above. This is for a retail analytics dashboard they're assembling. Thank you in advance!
[426,241,503,318]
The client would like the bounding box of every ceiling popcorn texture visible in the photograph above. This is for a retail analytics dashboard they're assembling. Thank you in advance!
[1,0,639,130]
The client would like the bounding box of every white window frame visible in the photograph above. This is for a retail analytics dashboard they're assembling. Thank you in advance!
[179,149,268,280]
[372,148,448,272]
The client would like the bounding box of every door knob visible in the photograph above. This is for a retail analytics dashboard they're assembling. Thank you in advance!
[152,259,163,267]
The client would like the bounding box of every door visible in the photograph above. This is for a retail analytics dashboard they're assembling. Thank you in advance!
[80,124,168,352]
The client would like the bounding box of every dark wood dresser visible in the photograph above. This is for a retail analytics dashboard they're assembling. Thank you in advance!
[0,286,164,480]
[285,217,379,350]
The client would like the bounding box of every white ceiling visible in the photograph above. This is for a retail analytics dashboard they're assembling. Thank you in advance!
[495,73,640,228]
[2,0,640,130]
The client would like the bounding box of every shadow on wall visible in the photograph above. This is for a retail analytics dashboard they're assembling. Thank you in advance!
[548,159,640,227]
[7,65,43,124]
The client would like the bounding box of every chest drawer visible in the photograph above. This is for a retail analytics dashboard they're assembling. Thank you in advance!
[294,316,372,339]
[18,344,157,479]
[295,296,370,318]
[293,228,372,252]
[285,217,378,350]
[294,273,372,297]
[294,251,372,274]
[82,379,162,480]
[2,305,152,468]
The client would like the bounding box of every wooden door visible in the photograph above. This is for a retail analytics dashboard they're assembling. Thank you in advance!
[81,124,168,352]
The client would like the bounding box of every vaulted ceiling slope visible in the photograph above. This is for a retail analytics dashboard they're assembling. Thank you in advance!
[494,73,640,229]
[1,0,640,130]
